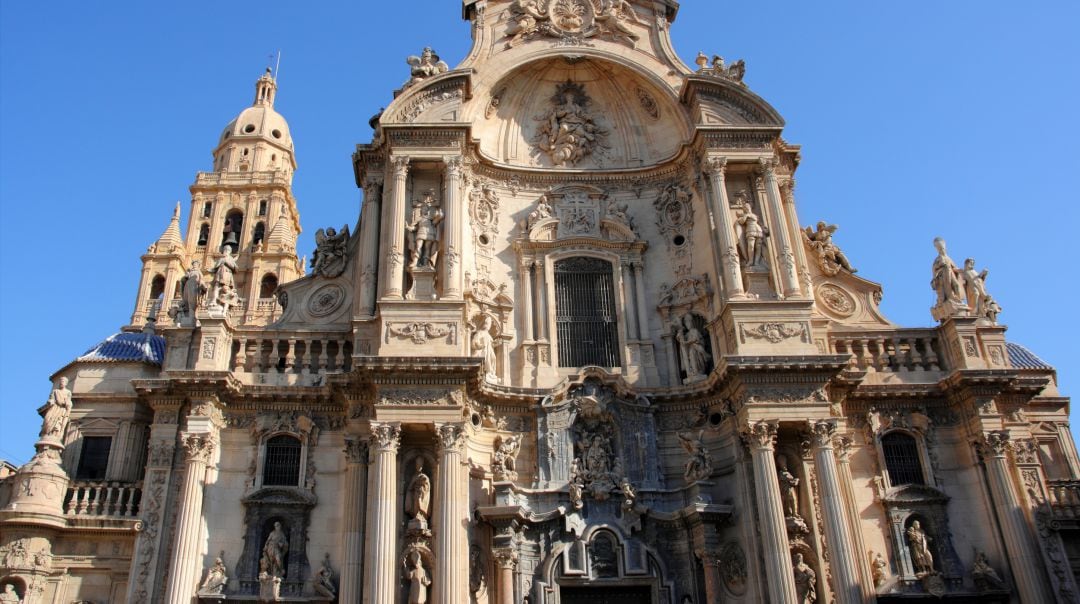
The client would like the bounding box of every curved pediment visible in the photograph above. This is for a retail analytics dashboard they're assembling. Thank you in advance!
[681,77,785,127]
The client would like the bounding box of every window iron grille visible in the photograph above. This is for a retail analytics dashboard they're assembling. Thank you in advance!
[881,432,925,486]
[76,436,112,480]
[263,435,302,486]
[555,257,620,368]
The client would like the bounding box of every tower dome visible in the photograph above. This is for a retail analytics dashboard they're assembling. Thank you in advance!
[213,68,296,174]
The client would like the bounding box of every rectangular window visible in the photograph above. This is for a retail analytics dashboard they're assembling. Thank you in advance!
[555,257,620,368]
[76,436,112,480]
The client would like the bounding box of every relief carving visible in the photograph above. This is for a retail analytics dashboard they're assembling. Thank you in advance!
[533,81,608,166]
[385,321,455,345]
[740,322,808,344]
[505,0,641,48]
[816,283,856,317]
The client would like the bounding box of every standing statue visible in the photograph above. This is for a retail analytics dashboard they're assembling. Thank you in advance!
[804,221,856,275]
[179,260,206,320]
[676,314,711,383]
[930,237,965,319]
[569,458,585,510]
[406,191,443,269]
[870,551,888,588]
[312,553,336,598]
[776,455,800,518]
[734,194,767,268]
[906,521,934,575]
[471,316,498,383]
[961,258,992,320]
[311,225,351,278]
[792,553,817,604]
[971,551,1005,591]
[405,552,431,604]
[404,47,448,87]
[0,585,18,604]
[526,194,555,229]
[210,248,238,310]
[199,555,229,595]
[677,431,713,483]
[492,434,522,482]
[39,376,73,440]
[261,521,289,578]
[404,458,432,528]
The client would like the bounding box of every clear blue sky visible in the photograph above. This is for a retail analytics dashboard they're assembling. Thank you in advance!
[2,1,1077,464]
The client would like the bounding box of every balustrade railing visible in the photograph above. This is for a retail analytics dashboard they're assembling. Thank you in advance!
[828,329,944,372]
[231,332,352,374]
[64,481,141,518]
[1047,479,1080,520]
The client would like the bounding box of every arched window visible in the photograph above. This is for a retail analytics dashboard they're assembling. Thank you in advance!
[881,432,925,486]
[203,202,213,218]
[259,199,268,216]
[222,210,244,251]
[263,435,302,486]
[148,274,166,299]
[555,257,620,367]
[197,223,210,246]
[260,274,278,298]
[252,221,266,247]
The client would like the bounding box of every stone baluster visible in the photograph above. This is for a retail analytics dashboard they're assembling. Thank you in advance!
[760,158,801,297]
[318,339,329,371]
[340,438,369,604]
[807,421,862,604]
[980,431,1054,602]
[740,420,798,602]
[632,262,650,340]
[922,336,940,370]
[492,548,518,604]
[877,338,892,372]
[235,337,247,372]
[859,338,875,372]
[358,178,383,316]
[702,157,746,299]
[383,156,410,299]
[907,337,924,369]
[442,156,463,299]
[164,431,218,603]
[364,422,401,604]
[433,423,469,604]
[284,338,296,372]
[892,336,908,372]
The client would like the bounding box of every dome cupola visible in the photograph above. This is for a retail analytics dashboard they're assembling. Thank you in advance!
[213,68,296,174]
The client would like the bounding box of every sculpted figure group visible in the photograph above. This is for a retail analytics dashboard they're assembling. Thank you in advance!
[930,237,1001,323]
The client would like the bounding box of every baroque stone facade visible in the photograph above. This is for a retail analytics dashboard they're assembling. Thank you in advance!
[2,2,1079,603]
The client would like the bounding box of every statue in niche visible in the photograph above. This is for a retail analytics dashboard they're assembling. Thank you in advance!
[906,520,934,575]
[930,237,965,317]
[792,553,817,604]
[311,225,350,278]
[677,430,713,483]
[261,521,289,578]
[971,550,1005,591]
[527,194,554,229]
[870,551,888,588]
[405,551,431,604]
[505,0,546,47]
[676,314,711,383]
[0,585,17,603]
[210,248,238,309]
[569,458,585,509]
[733,192,768,268]
[405,458,432,528]
[39,376,73,440]
[776,455,800,518]
[312,553,336,599]
[471,315,498,383]
[406,190,443,270]
[492,434,522,482]
[404,47,448,88]
[804,221,856,275]
[533,81,607,167]
[962,257,993,321]
[199,554,228,595]
[178,260,206,320]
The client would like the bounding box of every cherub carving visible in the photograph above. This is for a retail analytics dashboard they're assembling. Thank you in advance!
[405,47,448,87]
[804,221,856,275]
[311,225,350,278]
[493,434,522,481]
[505,0,547,47]
[595,0,640,44]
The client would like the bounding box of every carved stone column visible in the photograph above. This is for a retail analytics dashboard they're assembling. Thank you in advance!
[534,259,548,341]
[492,548,517,604]
[163,432,217,603]
[741,420,797,602]
[358,178,383,317]
[442,156,463,299]
[632,262,650,340]
[835,436,875,601]
[703,157,746,299]
[620,262,638,339]
[696,550,724,603]
[339,438,369,604]
[980,431,1054,602]
[807,421,861,604]
[781,179,813,294]
[383,156,409,299]
[761,158,801,298]
[433,423,469,604]
[520,259,534,342]
[364,423,401,604]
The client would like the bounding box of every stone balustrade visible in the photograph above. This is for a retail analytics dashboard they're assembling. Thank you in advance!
[1047,479,1080,520]
[829,329,944,372]
[64,481,142,517]
[231,331,352,374]
[195,170,291,186]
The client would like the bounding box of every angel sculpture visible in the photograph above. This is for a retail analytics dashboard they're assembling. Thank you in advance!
[493,434,522,481]
[678,430,713,483]
[595,0,640,43]
[804,221,856,275]
[405,47,448,88]
[505,0,546,48]
[311,225,350,278]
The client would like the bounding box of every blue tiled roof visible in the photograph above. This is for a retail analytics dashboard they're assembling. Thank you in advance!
[76,332,165,366]
[1006,342,1053,370]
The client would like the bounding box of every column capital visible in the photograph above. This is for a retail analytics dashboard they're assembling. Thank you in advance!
[363,178,383,200]
[492,548,518,570]
[444,155,464,176]
[757,155,779,177]
[981,430,1011,458]
[835,435,855,462]
[344,437,369,464]
[391,155,411,177]
[435,422,467,454]
[702,156,728,176]
[181,433,216,463]
[369,422,402,453]
[806,419,838,449]
[741,420,778,451]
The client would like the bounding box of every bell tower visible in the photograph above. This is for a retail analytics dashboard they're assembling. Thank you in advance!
[129,69,304,328]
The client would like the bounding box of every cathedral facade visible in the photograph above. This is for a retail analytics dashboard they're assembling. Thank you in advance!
[2,1,1078,603]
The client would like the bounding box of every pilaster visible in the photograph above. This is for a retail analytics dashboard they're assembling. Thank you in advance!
[760,157,801,298]
[383,156,409,299]
[442,156,463,299]
[339,437,369,604]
